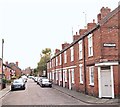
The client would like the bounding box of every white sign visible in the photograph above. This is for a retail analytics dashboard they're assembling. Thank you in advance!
[103,43,116,47]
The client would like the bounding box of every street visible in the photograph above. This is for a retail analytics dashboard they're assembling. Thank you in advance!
[2,79,87,105]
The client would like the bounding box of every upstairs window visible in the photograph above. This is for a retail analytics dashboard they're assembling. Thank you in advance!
[88,34,93,57]
[79,40,83,59]
[56,57,58,66]
[47,63,49,69]
[64,51,67,63]
[50,61,51,68]
[70,47,74,62]
[59,54,61,65]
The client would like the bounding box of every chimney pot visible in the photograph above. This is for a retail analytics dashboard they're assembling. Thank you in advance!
[16,62,18,66]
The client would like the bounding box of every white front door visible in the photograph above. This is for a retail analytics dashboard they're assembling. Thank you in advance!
[69,69,72,90]
[63,70,65,87]
[101,67,112,98]
[59,71,61,86]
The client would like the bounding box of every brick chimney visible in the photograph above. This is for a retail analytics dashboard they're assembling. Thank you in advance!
[73,32,80,41]
[62,42,70,49]
[55,49,60,54]
[97,7,111,23]
[79,29,87,36]
[16,61,18,66]
[87,19,96,30]
[6,61,8,65]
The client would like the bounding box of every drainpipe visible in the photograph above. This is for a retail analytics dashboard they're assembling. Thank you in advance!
[61,54,63,87]
[83,37,87,94]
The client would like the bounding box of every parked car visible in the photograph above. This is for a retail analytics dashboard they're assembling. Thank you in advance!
[37,76,47,85]
[11,78,26,91]
[21,75,27,83]
[34,77,38,82]
[39,78,52,87]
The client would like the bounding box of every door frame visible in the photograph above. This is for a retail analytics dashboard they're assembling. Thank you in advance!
[98,66,114,98]
[63,70,65,87]
[68,69,72,90]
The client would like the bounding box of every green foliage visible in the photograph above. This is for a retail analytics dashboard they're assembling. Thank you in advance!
[36,48,51,76]
[33,68,38,76]
[2,78,7,84]
[42,48,51,55]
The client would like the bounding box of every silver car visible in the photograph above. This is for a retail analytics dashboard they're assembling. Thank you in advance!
[39,78,52,87]
[11,78,25,91]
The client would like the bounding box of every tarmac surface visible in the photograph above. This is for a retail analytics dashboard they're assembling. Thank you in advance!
[0,84,119,105]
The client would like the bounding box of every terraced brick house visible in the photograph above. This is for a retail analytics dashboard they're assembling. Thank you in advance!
[47,6,120,98]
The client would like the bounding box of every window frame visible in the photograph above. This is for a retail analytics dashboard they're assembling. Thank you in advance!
[64,51,67,63]
[79,40,83,60]
[88,34,93,57]
[71,69,74,84]
[70,47,74,62]
[79,64,83,84]
[89,66,94,86]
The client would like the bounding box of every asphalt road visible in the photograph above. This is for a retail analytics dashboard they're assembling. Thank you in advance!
[2,79,87,105]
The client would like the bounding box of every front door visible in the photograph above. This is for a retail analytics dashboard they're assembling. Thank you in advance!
[69,69,71,90]
[59,70,61,86]
[63,70,65,87]
[101,67,112,98]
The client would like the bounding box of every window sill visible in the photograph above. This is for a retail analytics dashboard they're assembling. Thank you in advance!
[89,84,94,86]
[80,82,83,84]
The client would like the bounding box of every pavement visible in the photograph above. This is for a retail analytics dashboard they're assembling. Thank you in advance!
[0,84,119,105]
[0,85,10,100]
[52,84,119,105]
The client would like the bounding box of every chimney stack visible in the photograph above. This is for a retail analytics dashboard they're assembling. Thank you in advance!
[6,61,8,65]
[16,61,18,66]
[97,7,111,23]
[73,32,80,41]
[55,49,60,54]
[62,42,70,49]
[87,19,96,30]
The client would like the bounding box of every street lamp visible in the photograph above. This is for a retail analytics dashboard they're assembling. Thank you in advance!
[1,39,4,89]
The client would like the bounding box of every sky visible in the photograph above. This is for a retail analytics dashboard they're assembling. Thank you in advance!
[0,0,119,69]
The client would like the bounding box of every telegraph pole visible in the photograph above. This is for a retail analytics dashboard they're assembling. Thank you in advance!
[83,12,87,28]
[1,39,4,89]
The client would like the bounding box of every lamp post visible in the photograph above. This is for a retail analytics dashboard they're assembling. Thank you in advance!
[1,39,4,89]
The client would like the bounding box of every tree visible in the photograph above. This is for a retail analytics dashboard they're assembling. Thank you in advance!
[37,48,51,76]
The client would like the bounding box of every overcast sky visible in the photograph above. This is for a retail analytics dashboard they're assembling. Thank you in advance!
[0,0,119,69]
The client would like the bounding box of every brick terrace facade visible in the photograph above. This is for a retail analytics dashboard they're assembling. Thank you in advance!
[47,6,120,98]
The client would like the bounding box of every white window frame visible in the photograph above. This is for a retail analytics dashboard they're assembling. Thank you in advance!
[56,57,58,66]
[53,58,55,67]
[71,69,74,84]
[59,70,62,81]
[50,72,52,80]
[56,71,58,80]
[64,51,67,63]
[59,54,61,65]
[50,61,51,68]
[79,64,83,84]
[70,47,74,62]
[47,73,49,79]
[89,66,94,86]
[88,34,93,57]
[79,40,83,59]
[52,71,54,80]
[64,69,67,82]
[47,63,49,69]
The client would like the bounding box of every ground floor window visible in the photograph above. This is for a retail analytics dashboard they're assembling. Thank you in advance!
[71,69,74,84]
[79,64,83,84]
[89,66,94,86]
